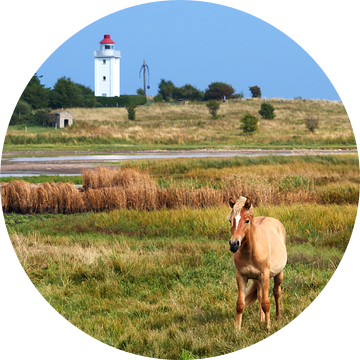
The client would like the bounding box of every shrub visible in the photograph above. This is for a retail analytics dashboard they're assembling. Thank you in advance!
[206,100,220,118]
[172,84,204,101]
[95,95,146,107]
[158,79,175,101]
[258,103,275,119]
[305,116,319,133]
[153,93,163,103]
[240,113,258,134]
[137,88,145,95]
[126,104,137,121]
[249,86,261,98]
[204,82,235,101]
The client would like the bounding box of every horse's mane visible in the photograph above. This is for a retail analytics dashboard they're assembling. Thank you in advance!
[227,196,254,221]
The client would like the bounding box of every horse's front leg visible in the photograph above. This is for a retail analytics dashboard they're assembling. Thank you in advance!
[273,270,283,320]
[235,271,248,331]
[260,270,271,330]
[254,280,265,322]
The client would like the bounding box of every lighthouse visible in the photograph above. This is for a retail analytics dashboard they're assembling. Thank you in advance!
[94,34,121,97]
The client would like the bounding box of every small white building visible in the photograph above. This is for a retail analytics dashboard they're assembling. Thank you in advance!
[49,110,73,128]
[94,34,121,97]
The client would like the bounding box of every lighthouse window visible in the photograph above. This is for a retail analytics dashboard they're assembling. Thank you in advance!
[103,76,106,81]
[103,59,106,64]
[105,45,110,49]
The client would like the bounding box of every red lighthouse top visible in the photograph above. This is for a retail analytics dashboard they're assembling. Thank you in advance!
[100,34,115,44]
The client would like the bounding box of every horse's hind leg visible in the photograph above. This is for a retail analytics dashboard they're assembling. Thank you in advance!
[273,271,283,320]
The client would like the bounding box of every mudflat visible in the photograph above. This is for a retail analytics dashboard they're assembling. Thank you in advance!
[1,148,357,175]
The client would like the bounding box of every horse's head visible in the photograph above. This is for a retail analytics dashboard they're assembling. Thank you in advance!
[227,196,253,253]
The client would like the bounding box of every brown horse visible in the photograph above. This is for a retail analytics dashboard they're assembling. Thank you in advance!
[227,196,287,330]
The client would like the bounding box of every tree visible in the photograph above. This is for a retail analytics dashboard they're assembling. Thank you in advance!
[137,88,145,96]
[153,93,163,103]
[50,77,81,108]
[20,74,50,109]
[258,103,275,119]
[126,103,137,120]
[305,116,319,133]
[240,113,258,134]
[49,77,93,108]
[34,108,52,126]
[206,99,220,118]
[10,100,31,125]
[232,91,244,100]
[76,83,95,107]
[172,84,204,101]
[204,82,235,101]
[15,100,31,117]
[158,79,175,101]
[249,86,261,98]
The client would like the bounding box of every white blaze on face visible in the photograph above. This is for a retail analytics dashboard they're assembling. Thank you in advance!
[234,214,241,230]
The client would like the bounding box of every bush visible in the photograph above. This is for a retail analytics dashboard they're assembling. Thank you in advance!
[153,93,163,103]
[35,108,52,126]
[95,95,146,107]
[305,116,319,133]
[204,82,235,101]
[258,103,275,119]
[126,104,137,121]
[158,79,175,101]
[249,86,261,98]
[206,100,220,118]
[240,113,258,134]
[172,84,204,101]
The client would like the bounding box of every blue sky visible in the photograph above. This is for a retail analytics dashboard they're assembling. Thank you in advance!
[36,1,339,100]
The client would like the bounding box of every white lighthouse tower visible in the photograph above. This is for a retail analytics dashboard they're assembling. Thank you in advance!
[94,34,121,97]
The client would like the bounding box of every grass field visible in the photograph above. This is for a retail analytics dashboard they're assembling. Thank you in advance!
[5,203,355,358]
[3,98,355,151]
[2,154,358,358]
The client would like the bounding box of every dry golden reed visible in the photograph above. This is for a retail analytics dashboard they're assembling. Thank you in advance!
[1,167,357,214]
[223,174,317,207]
[82,167,154,189]
[1,180,34,213]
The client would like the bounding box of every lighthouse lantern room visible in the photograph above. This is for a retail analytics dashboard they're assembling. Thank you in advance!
[94,34,121,97]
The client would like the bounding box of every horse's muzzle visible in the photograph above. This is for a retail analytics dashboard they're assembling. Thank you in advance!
[229,240,240,253]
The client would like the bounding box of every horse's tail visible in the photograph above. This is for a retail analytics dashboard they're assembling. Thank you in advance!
[245,281,258,305]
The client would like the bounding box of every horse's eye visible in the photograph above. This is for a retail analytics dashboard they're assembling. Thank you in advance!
[245,220,250,224]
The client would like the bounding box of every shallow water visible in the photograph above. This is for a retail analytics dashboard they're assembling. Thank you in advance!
[0,173,76,178]
[4,152,295,162]
[1,150,355,177]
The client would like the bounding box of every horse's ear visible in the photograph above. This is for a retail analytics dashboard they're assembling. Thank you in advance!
[229,197,235,208]
[244,197,252,210]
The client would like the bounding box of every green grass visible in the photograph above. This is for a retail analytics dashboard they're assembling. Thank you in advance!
[119,154,359,176]
[3,137,356,152]
[6,203,355,358]
[3,98,356,152]
[1,154,358,186]
[0,175,82,184]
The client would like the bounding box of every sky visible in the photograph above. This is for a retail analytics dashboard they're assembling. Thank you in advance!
[36,1,340,100]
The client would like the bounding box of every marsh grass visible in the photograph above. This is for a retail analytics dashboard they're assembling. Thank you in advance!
[2,155,358,214]
[7,203,355,358]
